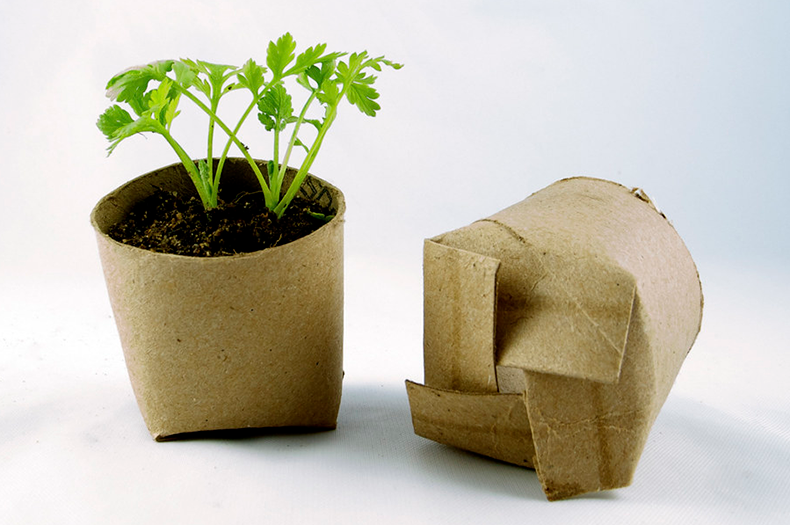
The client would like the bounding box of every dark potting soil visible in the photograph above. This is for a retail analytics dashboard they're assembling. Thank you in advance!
[108,190,334,257]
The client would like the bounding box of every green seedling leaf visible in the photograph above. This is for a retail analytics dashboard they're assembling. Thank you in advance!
[147,78,179,125]
[105,61,174,115]
[317,77,341,106]
[96,104,135,140]
[267,33,297,78]
[178,58,212,97]
[173,60,198,89]
[297,60,338,93]
[345,76,381,117]
[368,57,404,72]
[333,53,402,116]
[288,44,344,76]
[257,83,295,132]
[96,109,162,155]
[334,52,365,84]
[198,60,237,85]
[291,43,328,73]
[163,96,181,130]
[236,58,267,93]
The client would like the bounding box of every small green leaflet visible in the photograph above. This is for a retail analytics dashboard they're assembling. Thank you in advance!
[345,73,381,117]
[96,105,134,140]
[236,59,267,94]
[267,33,297,78]
[317,78,341,107]
[96,105,162,154]
[173,61,198,89]
[334,53,402,117]
[297,61,337,93]
[105,61,174,116]
[257,83,295,132]
[287,44,344,77]
[147,78,181,129]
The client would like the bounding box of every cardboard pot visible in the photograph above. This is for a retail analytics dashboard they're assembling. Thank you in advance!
[406,177,703,500]
[91,158,345,440]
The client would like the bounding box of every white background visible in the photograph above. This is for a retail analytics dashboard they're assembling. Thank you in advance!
[1,1,788,523]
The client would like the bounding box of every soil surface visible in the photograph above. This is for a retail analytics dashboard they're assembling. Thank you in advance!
[108,190,334,257]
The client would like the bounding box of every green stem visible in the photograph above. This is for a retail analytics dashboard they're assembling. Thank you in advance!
[272,127,281,199]
[273,102,338,218]
[279,90,318,187]
[156,123,213,209]
[207,95,220,191]
[214,96,260,203]
[176,86,275,206]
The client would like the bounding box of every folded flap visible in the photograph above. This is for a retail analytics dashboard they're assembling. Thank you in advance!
[524,367,651,500]
[405,381,535,467]
[423,240,500,393]
[494,237,637,384]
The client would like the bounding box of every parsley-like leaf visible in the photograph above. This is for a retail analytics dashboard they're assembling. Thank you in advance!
[334,53,401,116]
[96,105,134,140]
[105,61,174,115]
[236,58,267,94]
[147,78,181,129]
[346,80,381,117]
[96,106,161,155]
[287,44,344,76]
[257,83,295,132]
[198,60,237,85]
[317,77,341,106]
[173,60,198,89]
[267,33,297,79]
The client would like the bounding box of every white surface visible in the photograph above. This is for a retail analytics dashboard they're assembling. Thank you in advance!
[2,1,789,523]
[1,264,789,523]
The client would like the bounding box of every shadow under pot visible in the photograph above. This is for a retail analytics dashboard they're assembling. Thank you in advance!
[91,158,345,441]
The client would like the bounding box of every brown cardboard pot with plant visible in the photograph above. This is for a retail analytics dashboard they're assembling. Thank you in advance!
[92,35,401,440]
[91,159,345,440]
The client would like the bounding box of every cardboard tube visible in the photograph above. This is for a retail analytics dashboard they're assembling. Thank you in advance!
[408,177,703,500]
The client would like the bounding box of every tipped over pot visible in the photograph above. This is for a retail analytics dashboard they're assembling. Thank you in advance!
[406,177,703,500]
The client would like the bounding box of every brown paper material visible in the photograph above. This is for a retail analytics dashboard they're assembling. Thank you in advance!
[92,158,344,440]
[407,177,703,500]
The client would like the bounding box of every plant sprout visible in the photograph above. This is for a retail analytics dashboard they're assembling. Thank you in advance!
[97,33,401,217]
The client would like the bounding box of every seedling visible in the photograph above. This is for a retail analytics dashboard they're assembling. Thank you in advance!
[97,33,401,217]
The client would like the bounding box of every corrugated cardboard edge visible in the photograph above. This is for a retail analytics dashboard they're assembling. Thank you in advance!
[407,176,703,500]
[92,159,345,440]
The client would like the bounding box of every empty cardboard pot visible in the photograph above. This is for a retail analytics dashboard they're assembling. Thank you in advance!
[91,158,344,440]
[406,177,703,500]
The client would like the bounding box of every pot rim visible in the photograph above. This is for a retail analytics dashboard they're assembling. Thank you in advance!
[90,158,346,260]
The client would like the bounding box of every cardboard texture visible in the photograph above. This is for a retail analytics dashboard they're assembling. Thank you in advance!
[407,177,703,500]
[92,159,345,440]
